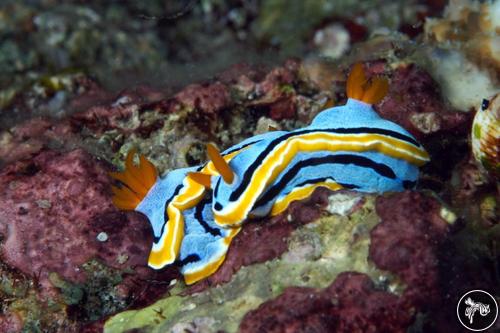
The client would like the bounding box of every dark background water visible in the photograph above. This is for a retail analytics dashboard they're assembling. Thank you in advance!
[0,0,443,128]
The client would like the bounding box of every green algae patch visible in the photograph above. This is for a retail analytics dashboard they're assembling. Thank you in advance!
[270,195,387,294]
[105,296,183,333]
[104,195,402,333]
[104,268,271,333]
[48,272,84,305]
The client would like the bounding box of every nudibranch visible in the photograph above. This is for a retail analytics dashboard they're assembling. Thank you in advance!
[191,63,430,227]
[110,63,430,284]
[110,132,286,284]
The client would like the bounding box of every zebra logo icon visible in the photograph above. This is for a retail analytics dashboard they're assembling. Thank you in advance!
[465,297,490,324]
[457,290,498,331]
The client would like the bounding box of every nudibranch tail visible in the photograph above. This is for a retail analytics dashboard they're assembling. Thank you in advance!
[346,63,389,105]
[182,226,241,285]
[147,205,185,268]
[109,149,158,210]
[207,143,235,184]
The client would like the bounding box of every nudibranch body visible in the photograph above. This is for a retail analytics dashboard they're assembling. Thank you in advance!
[110,63,430,285]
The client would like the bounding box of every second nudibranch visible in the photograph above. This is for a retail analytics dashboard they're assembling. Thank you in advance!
[189,63,430,227]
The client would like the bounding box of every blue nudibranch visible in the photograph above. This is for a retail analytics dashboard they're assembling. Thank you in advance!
[110,63,430,284]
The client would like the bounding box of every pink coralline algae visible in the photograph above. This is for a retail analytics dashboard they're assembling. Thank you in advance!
[0,313,23,333]
[173,82,231,116]
[0,149,176,297]
[247,60,300,120]
[369,191,450,309]
[0,61,305,168]
[374,63,471,139]
[237,191,454,333]
[239,272,413,333]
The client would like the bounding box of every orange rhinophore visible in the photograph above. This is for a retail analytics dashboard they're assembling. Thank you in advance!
[206,143,235,184]
[109,149,158,210]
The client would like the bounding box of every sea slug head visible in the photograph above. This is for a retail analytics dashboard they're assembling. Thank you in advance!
[110,149,198,267]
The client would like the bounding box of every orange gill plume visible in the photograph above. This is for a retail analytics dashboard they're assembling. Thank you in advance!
[109,149,158,210]
[346,63,389,105]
